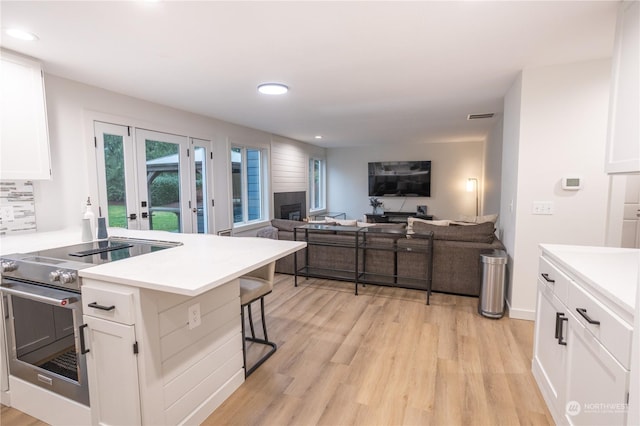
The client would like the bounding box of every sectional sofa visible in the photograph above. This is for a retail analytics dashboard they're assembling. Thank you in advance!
[262,218,505,296]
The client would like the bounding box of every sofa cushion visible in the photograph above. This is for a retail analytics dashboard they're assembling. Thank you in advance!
[358,222,407,231]
[457,213,498,224]
[406,217,450,235]
[412,221,495,243]
[271,219,305,232]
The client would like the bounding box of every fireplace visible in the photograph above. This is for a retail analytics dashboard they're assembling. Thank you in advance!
[280,203,302,220]
[273,191,306,221]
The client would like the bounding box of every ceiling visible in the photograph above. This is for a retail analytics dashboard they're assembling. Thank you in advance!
[0,1,618,148]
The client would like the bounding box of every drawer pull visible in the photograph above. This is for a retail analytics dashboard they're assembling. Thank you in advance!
[541,273,555,283]
[88,302,115,311]
[555,312,564,339]
[557,313,568,346]
[576,308,600,325]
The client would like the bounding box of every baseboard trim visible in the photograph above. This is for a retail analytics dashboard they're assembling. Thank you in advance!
[506,300,535,321]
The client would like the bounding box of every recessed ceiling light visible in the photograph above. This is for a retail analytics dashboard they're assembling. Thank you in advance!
[257,83,289,95]
[5,28,39,41]
[314,135,323,139]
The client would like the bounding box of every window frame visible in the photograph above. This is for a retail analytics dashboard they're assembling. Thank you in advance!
[231,144,269,227]
[309,157,326,213]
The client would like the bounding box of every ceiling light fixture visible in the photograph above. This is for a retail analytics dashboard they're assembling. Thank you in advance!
[314,135,323,140]
[5,28,39,41]
[257,83,289,95]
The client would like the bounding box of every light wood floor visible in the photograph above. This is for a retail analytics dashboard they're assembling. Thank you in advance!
[1,274,553,426]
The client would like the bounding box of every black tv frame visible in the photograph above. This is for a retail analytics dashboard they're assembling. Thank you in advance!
[368,160,431,197]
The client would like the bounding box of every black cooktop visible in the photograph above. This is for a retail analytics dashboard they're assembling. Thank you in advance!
[27,237,180,265]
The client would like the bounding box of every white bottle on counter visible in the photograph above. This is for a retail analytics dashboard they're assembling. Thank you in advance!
[82,197,95,241]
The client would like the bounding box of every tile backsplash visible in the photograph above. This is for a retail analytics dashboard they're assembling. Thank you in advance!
[0,181,37,235]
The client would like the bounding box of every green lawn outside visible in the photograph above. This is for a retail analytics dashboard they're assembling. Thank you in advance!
[108,204,179,232]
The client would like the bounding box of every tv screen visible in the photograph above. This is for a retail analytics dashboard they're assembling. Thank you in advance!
[368,161,431,197]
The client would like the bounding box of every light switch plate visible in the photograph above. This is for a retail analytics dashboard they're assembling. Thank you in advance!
[532,201,554,215]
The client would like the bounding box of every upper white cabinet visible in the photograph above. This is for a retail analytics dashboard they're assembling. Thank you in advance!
[0,50,51,180]
[606,1,640,174]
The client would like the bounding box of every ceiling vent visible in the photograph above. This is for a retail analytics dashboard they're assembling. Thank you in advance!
[467,113,495,120]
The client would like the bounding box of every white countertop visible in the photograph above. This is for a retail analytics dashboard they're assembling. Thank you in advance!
[1,227,305,296]
[540,244,639,317]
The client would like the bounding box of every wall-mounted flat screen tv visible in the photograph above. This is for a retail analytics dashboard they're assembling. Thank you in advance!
[368,161,431,197]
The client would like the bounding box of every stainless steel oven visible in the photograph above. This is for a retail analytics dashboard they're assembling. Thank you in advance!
[2,279,88,404]
[0,237,180,406]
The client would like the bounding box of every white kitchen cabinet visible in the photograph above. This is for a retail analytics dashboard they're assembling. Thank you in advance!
[533,246,635,425]
[566,315,629,425]
[605,1,640,174]
[0,50,51,180]
[532,280,568,417]
[83,282,141,426]
[83,315,141,426]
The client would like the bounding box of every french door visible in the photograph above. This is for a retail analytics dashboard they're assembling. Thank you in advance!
[94,122,213,233]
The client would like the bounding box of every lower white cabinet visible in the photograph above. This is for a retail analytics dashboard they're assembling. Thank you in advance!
[83,315,141,426]
[565,316,628,425]
[533,281,568,414]
[533,249,633,425]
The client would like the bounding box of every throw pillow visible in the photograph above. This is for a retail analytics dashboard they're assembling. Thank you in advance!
[407,217,450,234]
[457,213,498,224]
[271,218,305,232]
[412,220,495,243]
[356,221,377,227]
[331,218,357,226]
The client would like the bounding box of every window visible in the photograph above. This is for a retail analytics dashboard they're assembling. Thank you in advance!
[309,158,326,212]
[231,146,267,225]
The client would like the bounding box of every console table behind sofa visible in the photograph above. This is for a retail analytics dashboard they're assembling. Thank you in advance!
[365,212,433,223]
[269,219,504,297]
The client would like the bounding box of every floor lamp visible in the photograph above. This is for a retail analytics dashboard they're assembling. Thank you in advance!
[467,178,479,216]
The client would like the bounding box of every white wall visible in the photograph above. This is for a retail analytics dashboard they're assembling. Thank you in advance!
[502,59,612,320]
[326,141,485,220]
[483,116,504,219]
[35,74,320,234]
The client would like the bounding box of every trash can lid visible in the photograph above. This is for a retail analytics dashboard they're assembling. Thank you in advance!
[480,249,508,264]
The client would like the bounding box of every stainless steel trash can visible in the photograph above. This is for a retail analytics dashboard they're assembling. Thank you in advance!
[478,249,507,318]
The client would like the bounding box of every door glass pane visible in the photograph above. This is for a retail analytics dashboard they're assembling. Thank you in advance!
[231,147,242,224]
[145,140,181,232]
[194,146,207,234]
[246,148,261,221]
[103,134,129,228]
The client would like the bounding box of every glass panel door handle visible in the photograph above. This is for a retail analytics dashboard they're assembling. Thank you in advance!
[128,213,137,220]
[141,212,149,219]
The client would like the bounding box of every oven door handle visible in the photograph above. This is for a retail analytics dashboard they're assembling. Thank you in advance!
[0,282,79,308]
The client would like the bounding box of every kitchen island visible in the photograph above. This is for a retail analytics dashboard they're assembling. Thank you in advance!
[1,228,305,425]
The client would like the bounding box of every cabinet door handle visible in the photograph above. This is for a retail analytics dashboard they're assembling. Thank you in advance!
[557,315,568,346]
[541,273,555,283]
[88,302,115,311]
[576,308,600,325]
[79,324,90,354]
[555,312,564,339]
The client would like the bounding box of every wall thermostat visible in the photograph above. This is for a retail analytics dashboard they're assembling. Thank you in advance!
[561,177,582,190]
